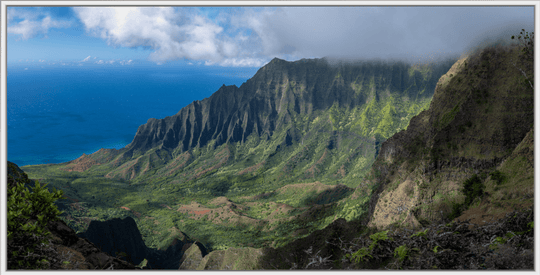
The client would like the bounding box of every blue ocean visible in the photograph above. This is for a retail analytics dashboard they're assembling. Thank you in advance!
[7,63,259,167]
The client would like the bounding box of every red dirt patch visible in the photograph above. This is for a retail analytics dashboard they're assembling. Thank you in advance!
[176,201,264,227]
[190,148,230,180]
[60,154,99,172]
[190,209,211,215]
[164,152,192,176]
[336,164,346,178]
[316,148,328,165]
[106,156,143,180]
[209,196,232,206]
[237,160,266,176]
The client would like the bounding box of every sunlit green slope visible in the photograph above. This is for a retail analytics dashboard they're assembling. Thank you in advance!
[22,56,456,250]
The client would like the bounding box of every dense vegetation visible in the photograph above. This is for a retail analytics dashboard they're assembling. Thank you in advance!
[21,57,456,252]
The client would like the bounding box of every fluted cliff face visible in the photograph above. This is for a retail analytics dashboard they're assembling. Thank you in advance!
[362,44,534,229]
[125,57,452,157]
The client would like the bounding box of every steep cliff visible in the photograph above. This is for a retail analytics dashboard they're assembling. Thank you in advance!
[76,57,456,185]
[361,43,534,229]
[125,57,444,155]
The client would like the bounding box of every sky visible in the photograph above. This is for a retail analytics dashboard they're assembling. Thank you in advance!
[5,5,535,68]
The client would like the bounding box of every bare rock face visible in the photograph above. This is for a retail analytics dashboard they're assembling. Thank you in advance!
[149,237,207,269]
[364,45,534,228]
[178,242,208,270]
[195,246,264,270]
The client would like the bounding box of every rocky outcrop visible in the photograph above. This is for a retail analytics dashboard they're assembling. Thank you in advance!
[77,216,210,269]
[260,217,362,269]
[77,217,148,265]
[7,161,33,189]
[46,219,137,269]
[178,242,208,270]
[193,247,264,270]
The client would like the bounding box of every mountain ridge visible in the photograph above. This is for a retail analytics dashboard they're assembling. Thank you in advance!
[52,56,457,188]
[21,55,458,261]
[123,57,451,156]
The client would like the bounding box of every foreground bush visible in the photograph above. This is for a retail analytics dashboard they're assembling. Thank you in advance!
[7,179,65,269]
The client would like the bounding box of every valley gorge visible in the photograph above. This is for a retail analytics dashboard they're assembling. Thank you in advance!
[10,40,534,270]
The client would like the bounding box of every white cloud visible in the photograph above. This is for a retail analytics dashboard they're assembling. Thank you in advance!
[81,56,91,62]
[8,9,71,40]
[218,57,266,68]
[73,6,534,66]
[93,59,119,65]
[39,59,45,62]
[24,68,28,70]
[120,59,133,65]
[8,8,40,22]
[235,7,534,61]
[73,7,264,67]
